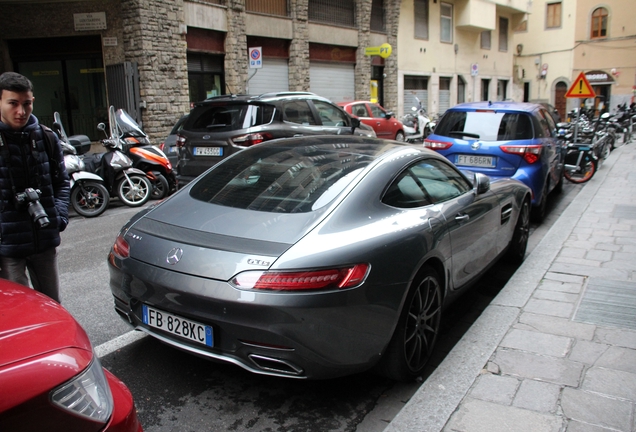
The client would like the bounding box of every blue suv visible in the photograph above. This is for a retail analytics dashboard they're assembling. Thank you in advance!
[425,101,564,221]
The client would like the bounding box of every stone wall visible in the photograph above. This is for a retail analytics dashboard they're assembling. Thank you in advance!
[289,0,310,91]
[121,0,190,141]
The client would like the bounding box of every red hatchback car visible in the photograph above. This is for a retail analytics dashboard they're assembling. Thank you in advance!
[338,101,405,141]
[0,280,142,432]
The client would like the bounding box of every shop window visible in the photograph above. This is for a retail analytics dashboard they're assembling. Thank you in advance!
[546,2,561,29]
[440,3,453,43]
[499,17,509,51]
[481,31,491,50]
[246,0,288,16]
[414,0,429,40]
[309,0,355,27]
[590,7,608,39]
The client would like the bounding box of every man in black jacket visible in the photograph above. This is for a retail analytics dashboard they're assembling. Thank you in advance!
[0,72,70,302]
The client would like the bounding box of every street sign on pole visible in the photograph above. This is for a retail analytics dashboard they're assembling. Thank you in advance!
[248,47,262,69]
[471,63,478,77]
[565,72,595,98]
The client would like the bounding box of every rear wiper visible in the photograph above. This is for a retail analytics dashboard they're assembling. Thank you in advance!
[447,131,480,139]
[206,124,228,129]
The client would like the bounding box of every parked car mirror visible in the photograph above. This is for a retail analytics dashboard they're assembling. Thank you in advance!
[474,173,490,194]
[350,117,361,133]
[386,111,394,119]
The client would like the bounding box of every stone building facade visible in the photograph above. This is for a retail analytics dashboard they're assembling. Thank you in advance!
[0,0,397,142]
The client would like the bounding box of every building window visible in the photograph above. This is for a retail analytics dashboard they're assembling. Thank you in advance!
[371,0,385,32]
[309,0,355,27]
[414,0,429,40]
[440,3,453,43]
[590,7,608,39]
[246,0,288,16]
[480,31,491,49]
[546,2,561,28]
[499,17,509,51]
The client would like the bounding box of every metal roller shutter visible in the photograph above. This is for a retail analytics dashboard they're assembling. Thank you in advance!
[310,61,355,103]
[247,58,289,95]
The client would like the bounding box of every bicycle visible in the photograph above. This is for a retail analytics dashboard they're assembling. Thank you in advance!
[563,142,598,184]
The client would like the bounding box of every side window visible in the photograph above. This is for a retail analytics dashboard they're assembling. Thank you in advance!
[383,159,472,208]
[283,100,317,125]
[540,110,557,137]
[536,111,553,138]
[369,104,387,119]
[353,104,369,118]
[312,101,349,126]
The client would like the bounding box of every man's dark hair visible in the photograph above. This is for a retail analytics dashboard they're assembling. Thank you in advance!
[0,72,34,94]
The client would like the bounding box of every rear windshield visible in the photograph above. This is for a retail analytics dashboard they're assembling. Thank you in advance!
[187,103,275,132]
[190,143,379,213]
[434,111,535,141]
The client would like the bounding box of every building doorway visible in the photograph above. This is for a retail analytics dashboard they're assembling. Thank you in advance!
[9,36,106,139]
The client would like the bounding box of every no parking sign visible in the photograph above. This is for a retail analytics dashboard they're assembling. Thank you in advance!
[249,47,262,69]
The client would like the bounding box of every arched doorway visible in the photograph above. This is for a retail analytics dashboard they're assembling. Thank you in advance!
[555,81,567,121]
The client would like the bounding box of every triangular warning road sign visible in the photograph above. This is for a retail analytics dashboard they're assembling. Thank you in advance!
[565,72,596,98]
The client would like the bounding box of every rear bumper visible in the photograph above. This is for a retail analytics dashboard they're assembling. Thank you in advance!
[108,256,401,380]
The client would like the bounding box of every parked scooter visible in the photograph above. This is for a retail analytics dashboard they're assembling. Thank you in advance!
[51,112,110,218]
[402,96,432,143]
[110,108,177,199]
[85,106,152,207]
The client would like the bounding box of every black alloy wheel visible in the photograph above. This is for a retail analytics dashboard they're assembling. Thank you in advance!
[506,198,530,264]
[378,266,442,381]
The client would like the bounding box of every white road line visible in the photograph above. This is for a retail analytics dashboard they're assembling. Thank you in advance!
[95,330,147,358]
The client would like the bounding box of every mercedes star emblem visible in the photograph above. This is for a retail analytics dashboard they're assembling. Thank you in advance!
[166,248,183,265]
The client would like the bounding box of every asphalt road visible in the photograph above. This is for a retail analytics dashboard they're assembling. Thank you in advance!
[57,179,580,432]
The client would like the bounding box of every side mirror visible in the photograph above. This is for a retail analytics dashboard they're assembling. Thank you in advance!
[386,111,394,119]
[601,112,610,119]
[474,173,490,194]
[350,117,361,134]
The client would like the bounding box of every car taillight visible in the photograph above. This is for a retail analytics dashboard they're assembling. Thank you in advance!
[232,132,274,147]
[176,135,186,148]
[424,139,453,150]
[231,264,370,291]
[112,234,130,259]
[500,145,542,164]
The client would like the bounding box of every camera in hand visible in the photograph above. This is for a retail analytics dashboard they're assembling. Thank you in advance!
[15,188,50,228]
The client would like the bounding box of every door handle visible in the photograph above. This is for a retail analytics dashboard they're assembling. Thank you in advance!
[455,214,469,222]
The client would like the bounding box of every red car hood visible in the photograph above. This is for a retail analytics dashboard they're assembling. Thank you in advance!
[0,281,92,368]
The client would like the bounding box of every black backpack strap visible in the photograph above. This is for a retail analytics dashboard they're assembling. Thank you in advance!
[31,125,61,180]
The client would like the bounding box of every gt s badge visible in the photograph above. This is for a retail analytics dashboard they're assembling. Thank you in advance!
[471,142,481,150]
[248,259,270,266]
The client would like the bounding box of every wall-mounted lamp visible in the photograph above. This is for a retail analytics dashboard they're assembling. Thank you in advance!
[516,44,523,55]
[454,44,459,55]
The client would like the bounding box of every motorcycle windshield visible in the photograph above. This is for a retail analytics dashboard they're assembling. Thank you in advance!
[115,109,147,138]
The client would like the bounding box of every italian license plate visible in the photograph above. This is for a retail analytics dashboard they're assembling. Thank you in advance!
[194,147,223,156]
[456,154,495,168]
[142,304,213,347]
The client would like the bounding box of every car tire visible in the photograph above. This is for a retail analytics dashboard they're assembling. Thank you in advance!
[151,173,169,200]
[531,179,549,223]
[395,131,405,142]
[376,266,442,382]
[506,198,530,265]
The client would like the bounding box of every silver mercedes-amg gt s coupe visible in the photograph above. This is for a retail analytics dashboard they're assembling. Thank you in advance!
[108,135,531,381]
